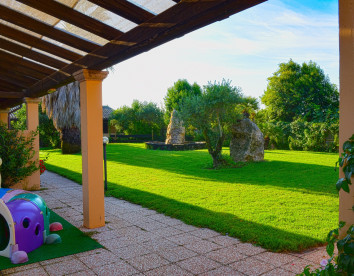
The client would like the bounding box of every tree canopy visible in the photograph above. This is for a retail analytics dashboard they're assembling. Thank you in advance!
[164,79,201,122]
[179,80,246,168]
[110,100,165,136]
[261,60,339,122]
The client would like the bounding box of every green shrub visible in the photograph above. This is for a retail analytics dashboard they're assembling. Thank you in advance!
[0,123,39,188]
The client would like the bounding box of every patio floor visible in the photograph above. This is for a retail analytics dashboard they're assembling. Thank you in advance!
[1,171,328,276]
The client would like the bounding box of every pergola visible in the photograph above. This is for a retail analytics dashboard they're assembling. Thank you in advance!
[0,0,353,230]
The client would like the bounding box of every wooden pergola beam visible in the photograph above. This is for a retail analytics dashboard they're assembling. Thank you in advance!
[0,37,68,69]
[0,68,37,87]
[88,0,154,24]
[26,0,266,97]
[0,3,100,53]
[0,23,83,62]
[0,80,24,91]
[0,61,48,81]
[16,0,123,41]
[0,49,55,76]
[0,91,25,98]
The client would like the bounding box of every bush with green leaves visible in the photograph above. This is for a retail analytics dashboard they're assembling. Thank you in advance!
[11,104,60,148]
[299,135,354,275]
[0,123,39,188]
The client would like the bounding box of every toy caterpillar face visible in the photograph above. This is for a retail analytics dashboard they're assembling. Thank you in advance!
[7,199,44,253]
[0,188,62,264]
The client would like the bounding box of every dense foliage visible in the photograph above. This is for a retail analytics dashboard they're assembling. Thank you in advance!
[179,80,245,168]
[11,104,60,148]
[257,60,339,152]
[164,79,202,123]
[110,100,165,138]
[261,60,339,122]
[0,123,38,188]
[300,135,354,275]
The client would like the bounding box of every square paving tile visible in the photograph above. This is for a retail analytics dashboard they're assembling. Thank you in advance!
[99,236,137,250]
[174,223,199,233]
[190,228,219,239]
[206,246,247,264]
[44,258,88,276]
[208,235,240,246]
[127,253,169,272]
[235,243,266,256]
[230,257,275,276]
[262,268,296,276]
[2,263,40,275]
[78,249,118,268]
[200,266,245,276]
[166,233,202,245]
[4,267,48,276]
[184,239,222,254]
[282,257,317,274]
[254,251,297,266]
[144,264,193,276]
[68,270,97,276]
[153,226,184,237]
[111,244,152,260]
[92,260,139,276]
[140,237,178,251]
[158,246,198,262]
[177,256,221,274]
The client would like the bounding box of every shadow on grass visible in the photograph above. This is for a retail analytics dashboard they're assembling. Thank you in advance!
[104,144,337,196]
[106,184,323,252]
[43,165,325,252]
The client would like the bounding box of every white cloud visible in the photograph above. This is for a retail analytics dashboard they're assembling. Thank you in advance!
[103,0,339,109]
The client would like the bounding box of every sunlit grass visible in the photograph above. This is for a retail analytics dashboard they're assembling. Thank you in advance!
[41,144,339,252]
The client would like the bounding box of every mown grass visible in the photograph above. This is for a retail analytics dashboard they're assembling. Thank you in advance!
[41,144,339,252]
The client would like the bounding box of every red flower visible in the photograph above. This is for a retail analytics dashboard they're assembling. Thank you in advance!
[39,160,46,175]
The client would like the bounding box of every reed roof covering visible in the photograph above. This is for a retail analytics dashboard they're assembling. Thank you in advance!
[0,0,265,109]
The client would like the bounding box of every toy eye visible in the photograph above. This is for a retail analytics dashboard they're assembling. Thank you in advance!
[22,218,30,228]
[35,224,40,236]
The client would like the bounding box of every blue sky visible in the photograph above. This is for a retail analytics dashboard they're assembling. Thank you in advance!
[102,0,339,109]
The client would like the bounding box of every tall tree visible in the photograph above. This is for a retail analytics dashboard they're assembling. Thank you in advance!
[261,60,339,122]
[110,100,165,136]
[42,82,81,154]
[164,79,202,123]
[179,80,244,168]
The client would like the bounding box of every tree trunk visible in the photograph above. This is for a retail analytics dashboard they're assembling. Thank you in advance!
[61,127,81,154]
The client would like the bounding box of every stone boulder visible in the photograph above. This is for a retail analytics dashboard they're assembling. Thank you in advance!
[230,118,264,162]
[165,110,185,144]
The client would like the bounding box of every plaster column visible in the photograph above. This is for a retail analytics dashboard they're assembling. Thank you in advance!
[74,69,108,229]
[0,109,10,127]
[339,0,354,230]
[13,97,41,190]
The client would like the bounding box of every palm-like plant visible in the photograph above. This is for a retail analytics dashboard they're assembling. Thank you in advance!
[42,81,81,154]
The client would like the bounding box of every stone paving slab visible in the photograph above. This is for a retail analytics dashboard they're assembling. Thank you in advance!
[0,171,327,275]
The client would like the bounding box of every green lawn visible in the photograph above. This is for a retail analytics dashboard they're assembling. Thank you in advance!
[41,144,339,252]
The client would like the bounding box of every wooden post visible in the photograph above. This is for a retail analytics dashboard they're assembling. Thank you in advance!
[0,109,9,127]
[339,0,354,231]
[74,69,108,229]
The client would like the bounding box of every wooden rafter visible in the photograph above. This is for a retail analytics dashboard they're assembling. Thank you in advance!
[0,0,268,108]
[0,49,55,76]
[0,3,100,53]
[0,37,68,69]
[0,61,48,81]
[0,69,37,87]
[16,0,123,41]
[26,0,266,97]
[0,92,25,99]
[0,23,83,62]
[88,0,154,24]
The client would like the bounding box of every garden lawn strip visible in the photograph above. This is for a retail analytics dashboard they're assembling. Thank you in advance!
[41,144,339,252]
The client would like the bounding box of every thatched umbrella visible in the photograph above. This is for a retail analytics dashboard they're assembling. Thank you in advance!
[42,81,81,154]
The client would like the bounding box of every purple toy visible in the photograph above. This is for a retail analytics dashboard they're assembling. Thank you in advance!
[0,188,62,264]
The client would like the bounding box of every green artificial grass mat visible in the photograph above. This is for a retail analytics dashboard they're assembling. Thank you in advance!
[41,144,339,252]
[0,210,102,270]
